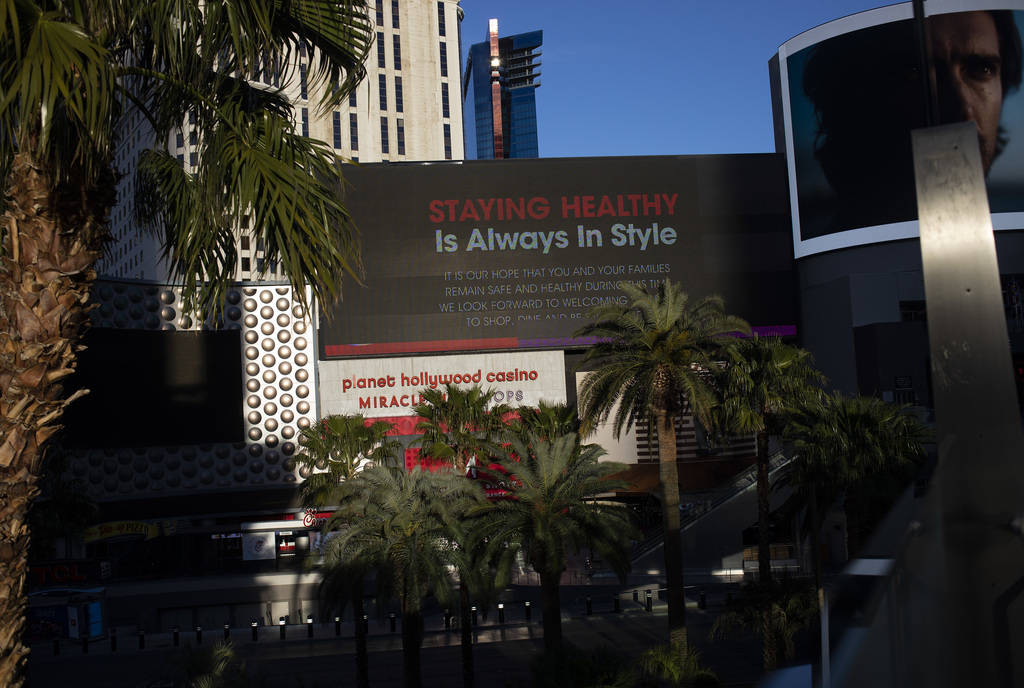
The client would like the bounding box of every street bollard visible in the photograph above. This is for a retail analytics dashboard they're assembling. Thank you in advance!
[82,636,88,654]
[224,624,230,642]
[334,616,341,636]
[645,589,652,612]
[525,600,532,622]
[389,613,396,633]
[614,597,621,613]
[251,621,258,642]
[497,603,505,624]
[53,638,59,656]
[110,628,116,652]
[138,629,145,650]
[279,617,286,641]
[307,616,314,638]
[471,606,478,627]
[172,626,180,647]
[586,597,592,616]
[444,610,452,630]
[361,615,368,635]
[699,590,706,610]
[633,590,639,603]
[196,626,202,645]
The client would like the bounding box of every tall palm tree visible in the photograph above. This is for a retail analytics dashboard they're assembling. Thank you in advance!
[575,280,749,646]
[412,384,511,473]
[0,3,372,684]
[786,393,928,604]
[717,336,823,584]
[296,414,399,688]
[326,464,486,688]
[484,432,635,656]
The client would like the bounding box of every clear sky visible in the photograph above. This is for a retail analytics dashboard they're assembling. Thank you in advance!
[457,0,895,158]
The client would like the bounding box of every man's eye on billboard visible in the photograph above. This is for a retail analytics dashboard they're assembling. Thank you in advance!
[782,8,1024,254]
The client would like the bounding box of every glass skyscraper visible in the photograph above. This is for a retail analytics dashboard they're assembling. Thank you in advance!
[463,19,542,159]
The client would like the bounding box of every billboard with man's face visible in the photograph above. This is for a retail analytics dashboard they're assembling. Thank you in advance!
[318,155,797,359]
[776,0,1024,258]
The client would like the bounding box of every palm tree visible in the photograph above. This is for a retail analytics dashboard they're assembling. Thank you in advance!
[711,578,817,672]
[439,503,515,688]
[717,336,823,585]
[296,414,399,688]
[786,393,928,627]
[575,280,749,646]
[484,432,636,656]
[412,384,511,473]
[325,464,487,688]
[514,400,580,440]
[297,414,400,504]
[0,4,372,684]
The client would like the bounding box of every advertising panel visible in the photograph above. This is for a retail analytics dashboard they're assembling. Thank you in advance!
[318,350,567,419]
[319,155,796,358]
[776,1,1024,258]
[242,532,276,561]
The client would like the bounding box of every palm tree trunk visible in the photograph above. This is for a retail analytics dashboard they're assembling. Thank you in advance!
[353,589,369,688]
[459,583,474,688]
[761,606,778,671]
[756,430,772,584]
[539,568,563,656]
[1,153,110,688]
[655,409,687,647]
[401,610,423,688]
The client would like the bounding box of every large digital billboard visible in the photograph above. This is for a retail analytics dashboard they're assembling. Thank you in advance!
[776,1,1024,258]
[319,155,796,358]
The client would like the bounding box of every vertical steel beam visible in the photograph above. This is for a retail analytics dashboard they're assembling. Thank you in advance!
[908,121,1024,687]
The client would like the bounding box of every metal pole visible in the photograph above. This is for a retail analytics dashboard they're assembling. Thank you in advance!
[820,587,830,688]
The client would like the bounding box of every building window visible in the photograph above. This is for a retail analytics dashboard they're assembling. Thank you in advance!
[299,64,307,99]
[349,90,357,108]
[332,111,342,149]
[176,153,184,165]
[377,32,385,67]
[393,35,401,69]
[395,77,403,113]
[176,130,183,148]
[375,0,383,26]
[301,107,309,137]
[241,257,250,272]
[437,1,446,36]
[189,152,196,166]
[189,130,197,146]
[350,113,359,150]
[380,117,389,154]
[439,42,447,77]
[443,123,451,160]
[378,74,387,110]
[391,0,399,28]
[397,119,405,155]
[241,236,250,250]
[441,82,450,118]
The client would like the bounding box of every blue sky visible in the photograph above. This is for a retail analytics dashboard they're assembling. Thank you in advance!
[458,0,893,158]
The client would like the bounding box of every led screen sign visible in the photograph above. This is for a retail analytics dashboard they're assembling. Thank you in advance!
[775,1,1024,258]
[319,155,796,358]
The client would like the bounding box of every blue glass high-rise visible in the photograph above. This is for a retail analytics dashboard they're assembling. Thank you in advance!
[463,21,542,159]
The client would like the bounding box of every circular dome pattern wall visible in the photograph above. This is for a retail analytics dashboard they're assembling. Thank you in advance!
[73,281,317,499]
